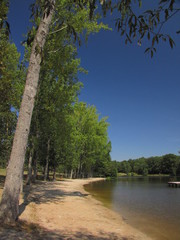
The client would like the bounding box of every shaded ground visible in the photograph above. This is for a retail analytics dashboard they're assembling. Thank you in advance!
[0,221,132,240]
[0,178,152,240]
[19,181,89,215]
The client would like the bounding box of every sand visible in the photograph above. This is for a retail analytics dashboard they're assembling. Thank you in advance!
[0,178,152,239]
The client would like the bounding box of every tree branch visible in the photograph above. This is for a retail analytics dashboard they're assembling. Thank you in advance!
[158,9,180,34]
[49,25,67,35]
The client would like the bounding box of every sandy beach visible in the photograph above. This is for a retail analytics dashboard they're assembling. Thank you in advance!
[0,178,152,239]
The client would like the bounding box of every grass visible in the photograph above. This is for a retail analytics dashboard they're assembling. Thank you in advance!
[147,174,169,177]
[117,172,171,177]
[117,173,127,177]
[0,168,6,176]
[0,168,6,200]
[117,172,142,177]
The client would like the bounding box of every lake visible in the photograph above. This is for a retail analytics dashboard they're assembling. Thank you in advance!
[85,177,180,240]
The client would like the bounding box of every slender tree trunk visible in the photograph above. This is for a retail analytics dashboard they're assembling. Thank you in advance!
[70,169,73,179]
[53,166,56,181]
[6,122,10,167]
[77,163,81,178]
[64,169,67,178]
[32,156,37,183]
[26,148,33,185]
[74,169,77,179]
[0,1,55,223]
[44,139,50,181]
[47,166,50,180]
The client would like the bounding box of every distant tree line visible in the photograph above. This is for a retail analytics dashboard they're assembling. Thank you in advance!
[114,154,180,176]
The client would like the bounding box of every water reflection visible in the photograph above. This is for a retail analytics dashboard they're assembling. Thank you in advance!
[85,177,180,240]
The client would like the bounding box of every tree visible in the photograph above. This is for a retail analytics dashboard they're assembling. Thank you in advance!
[133,158,148,176]
[59,102,111,178]
[0,40,25,168]
[161,154,179,176]
[118,160,131,175]
[146,156,162,174]
[102,0,180,57]
[0,0,56,223]
[0,0,25,168]
[0,0,10,36]
[24,1,108,182]
[116,154,180,176]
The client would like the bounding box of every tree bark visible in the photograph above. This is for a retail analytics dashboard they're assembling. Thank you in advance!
[70,169,73,179]
[44,139,50,181]
[0,1,55,223]
[26,148,33,185]
[53,166,56,181]
[32,155,37,183]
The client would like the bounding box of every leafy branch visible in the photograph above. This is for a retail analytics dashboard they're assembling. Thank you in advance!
[101,0,180,57]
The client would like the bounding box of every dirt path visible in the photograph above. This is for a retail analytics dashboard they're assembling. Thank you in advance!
[0,179,152,239]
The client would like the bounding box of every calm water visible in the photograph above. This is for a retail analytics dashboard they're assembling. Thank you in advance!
[85,177,180,240]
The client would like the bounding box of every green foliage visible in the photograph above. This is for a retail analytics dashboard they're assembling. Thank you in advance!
[161,154,179,176]
[5,0,178,180]
[23,2,112,180]
[56,102,111,178]
[24,0,179,58]
[0,0,10,36]
[26,0,109,48]
[0,4,25,167]
[104,161,118,178]
[117,154,180,176]
[117,160,131,175]
[100,0,180,57]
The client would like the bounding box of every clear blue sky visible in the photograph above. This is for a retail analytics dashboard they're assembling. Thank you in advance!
[8,1,180,161]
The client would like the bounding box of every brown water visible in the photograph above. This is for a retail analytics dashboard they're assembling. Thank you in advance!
[85,177,180,240]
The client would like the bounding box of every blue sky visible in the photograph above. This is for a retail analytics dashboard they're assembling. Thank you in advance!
[8,1,180,161]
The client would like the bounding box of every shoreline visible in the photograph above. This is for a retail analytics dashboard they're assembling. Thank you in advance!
[1,178,152,239]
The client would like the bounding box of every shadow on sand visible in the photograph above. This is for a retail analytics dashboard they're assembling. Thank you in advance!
[0,180,134,240]
[19,180,89,215]
[0,220,131,240]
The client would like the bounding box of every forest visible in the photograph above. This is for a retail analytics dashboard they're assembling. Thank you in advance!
[0,1,113,182]
[114,154,180,177]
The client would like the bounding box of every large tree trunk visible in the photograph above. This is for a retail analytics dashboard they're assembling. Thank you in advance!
[0,1,55,223]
